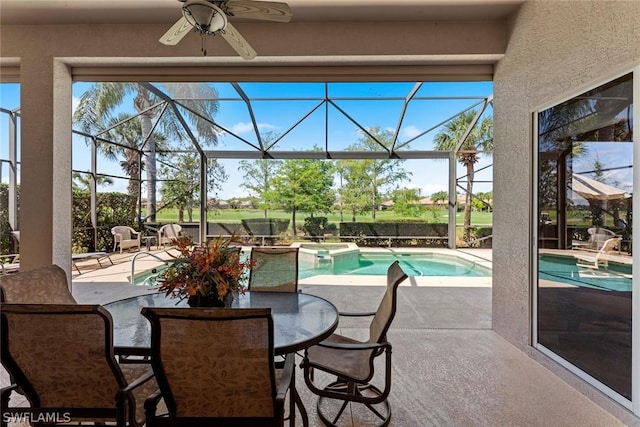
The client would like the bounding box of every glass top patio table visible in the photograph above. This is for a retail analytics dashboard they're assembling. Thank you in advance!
[104,291,339,356]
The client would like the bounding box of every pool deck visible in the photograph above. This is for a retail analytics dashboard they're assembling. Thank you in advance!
[5,246,635,426]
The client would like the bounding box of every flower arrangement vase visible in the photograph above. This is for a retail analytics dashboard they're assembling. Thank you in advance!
[187,293,234,308]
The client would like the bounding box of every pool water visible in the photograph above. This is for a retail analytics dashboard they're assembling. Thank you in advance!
[538,254,631,292]
[299,252,490,279]
[132,251,491,285]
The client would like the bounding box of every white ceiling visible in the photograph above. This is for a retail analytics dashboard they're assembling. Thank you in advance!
[0,0,524,25]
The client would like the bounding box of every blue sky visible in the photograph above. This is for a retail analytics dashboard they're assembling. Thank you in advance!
[2,81,496,200]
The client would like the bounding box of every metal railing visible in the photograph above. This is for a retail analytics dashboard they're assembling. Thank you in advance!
[130,250,172,286]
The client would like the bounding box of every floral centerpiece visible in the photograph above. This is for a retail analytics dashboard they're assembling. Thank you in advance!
[158,234,253,307]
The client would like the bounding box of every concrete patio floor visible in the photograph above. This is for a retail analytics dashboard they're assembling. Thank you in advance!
[3,247,635,426]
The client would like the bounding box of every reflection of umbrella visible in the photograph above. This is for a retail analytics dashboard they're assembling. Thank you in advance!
[570,173,628,201]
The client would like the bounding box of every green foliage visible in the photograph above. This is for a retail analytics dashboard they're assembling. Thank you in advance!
[336,127,410,220]
[391,188,424,217]
[303,216,328,239]
[241,218,290,236]
[430,190,448,203]
[239,134,283,214]
[72,190,138,252]
[266,157,335,235]
[72,172,114,191]
[434,110,493,241]
[339,222,449,247]
[464,226,493,248]
[0,183,19,255]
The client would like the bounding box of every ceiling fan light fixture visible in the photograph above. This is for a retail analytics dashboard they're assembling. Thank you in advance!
[182,0,227,34]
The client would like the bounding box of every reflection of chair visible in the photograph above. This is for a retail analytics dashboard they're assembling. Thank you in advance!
[112,226,141,253]
[248,247,299,292]
[0,264,76,304]
[142,307,294,427]
[1,232,21,274]
[0,255,19,275]
[0,304,154,427]
[587,227,618,251]
[302,260,408,427]
[157,224,182,248]
[575,237,622,269]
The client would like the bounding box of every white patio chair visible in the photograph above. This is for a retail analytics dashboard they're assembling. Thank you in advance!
[157,224,182,248]
[574,237,622,269]
[111,226,141,253]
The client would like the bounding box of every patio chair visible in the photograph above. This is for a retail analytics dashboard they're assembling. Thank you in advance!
[157,224,182,248]
[1,231,21,274]
[0,303,155,427]
[248,247,299,292]
[587,227,619,251]
[574,237,622,269]
[0,264,75,304]
[112,225,142,253]
[141,307,295,427]
[302,260,408,427]
[0,254,20,275]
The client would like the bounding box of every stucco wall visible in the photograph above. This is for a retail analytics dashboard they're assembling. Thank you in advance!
[493,0,639,420]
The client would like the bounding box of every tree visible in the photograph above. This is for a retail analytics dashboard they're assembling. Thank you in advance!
[430,190,448,205]
[434,111,493,241]
[74,82,220,222]
[391,188,423,217]
[338,127,410,220]
[72,172,113,191]
[266,158,334,236]
[161,154,228,222]
[239,158,283,218]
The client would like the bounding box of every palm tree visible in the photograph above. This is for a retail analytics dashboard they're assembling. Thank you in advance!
[434,110,493,242]
[72,172,113,191]
[73,82,219,222]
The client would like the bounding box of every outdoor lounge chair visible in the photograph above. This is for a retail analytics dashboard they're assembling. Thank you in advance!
[302,260,408,427]
[72,252,114,274]
[157,224,182,248]
[141,307,294,427]
[0,303,155,427]
[112,226,142,253]
[1,232,21,274]
[0,255,19,275]
[587,227,619,251]
[574,237,622,269]
[248,247,299,293]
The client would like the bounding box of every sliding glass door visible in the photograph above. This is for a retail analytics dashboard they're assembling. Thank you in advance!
[535,72,634,405]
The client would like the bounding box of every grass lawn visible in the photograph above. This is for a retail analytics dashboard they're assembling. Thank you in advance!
[155,208,493,227]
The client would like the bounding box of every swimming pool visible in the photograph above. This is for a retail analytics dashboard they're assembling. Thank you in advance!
[132,249,491,285]
[538,254,631,292]
[299,251,490,278]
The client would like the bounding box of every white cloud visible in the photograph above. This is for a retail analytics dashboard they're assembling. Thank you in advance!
[421,183,448,196]
[230,121,278,135]
[401,125,422,139]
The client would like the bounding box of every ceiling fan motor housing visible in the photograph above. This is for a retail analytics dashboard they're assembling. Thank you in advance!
[182,0,228,34]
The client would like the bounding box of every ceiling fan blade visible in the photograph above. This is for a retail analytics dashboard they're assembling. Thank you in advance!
[159,17,193,45]
[225,0,292,23]
[220,22,257,60]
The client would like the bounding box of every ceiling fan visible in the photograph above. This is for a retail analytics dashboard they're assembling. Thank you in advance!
[159,0,292,60]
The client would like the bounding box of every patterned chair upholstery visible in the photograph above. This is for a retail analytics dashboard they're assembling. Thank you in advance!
[302,260,408,427]
[142,307,294,427]
[0,264,76,304]
[0,304,155,427]
[112,226,141,253]
[157,224,182,248]
[248,247,299,292]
